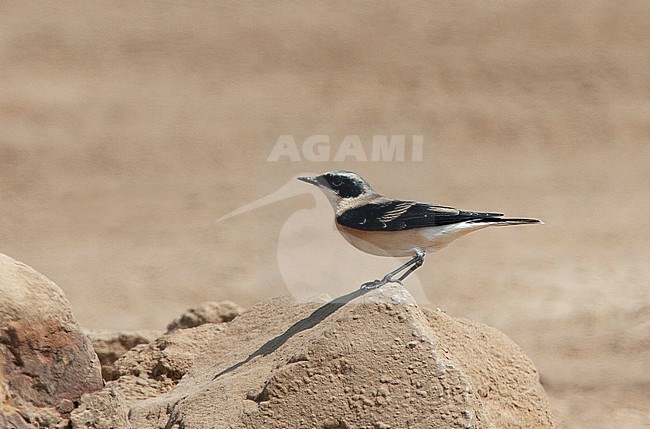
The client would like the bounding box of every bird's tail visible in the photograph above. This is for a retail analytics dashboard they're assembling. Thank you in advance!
[469,217,543,225]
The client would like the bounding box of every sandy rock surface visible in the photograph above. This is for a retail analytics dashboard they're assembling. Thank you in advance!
[166,300,243,332]
[85,330,162,381]
[85,300,242,383]
[77,284,558,429]
[0,254,103,428]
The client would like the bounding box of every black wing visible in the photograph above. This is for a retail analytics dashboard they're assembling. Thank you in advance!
[336,200,503,231]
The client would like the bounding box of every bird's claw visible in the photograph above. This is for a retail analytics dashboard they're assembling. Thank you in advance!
[360,279,383,290]
[360,276,403,290]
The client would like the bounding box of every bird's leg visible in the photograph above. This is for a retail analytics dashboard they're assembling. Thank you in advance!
[396,249,426,282]
[360,250,426,290]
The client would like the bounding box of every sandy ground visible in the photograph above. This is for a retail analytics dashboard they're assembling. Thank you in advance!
[0,1,648,427]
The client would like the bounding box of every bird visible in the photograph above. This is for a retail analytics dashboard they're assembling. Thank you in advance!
[216,174,433,304]
[298,170,542,290]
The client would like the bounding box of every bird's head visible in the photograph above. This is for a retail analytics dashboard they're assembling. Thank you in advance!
[298,170,376,209]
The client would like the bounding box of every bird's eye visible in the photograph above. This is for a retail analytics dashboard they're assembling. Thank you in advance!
[331,178,343,187]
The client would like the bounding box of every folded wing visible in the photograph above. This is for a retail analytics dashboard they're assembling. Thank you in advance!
[337,200,504,231]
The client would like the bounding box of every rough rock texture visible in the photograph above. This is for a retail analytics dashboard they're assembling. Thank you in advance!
[104,323,229,405]
[86,300,242,383]
[166,300,243,332]
[0,254,103,428]
[86,330,162,381]
[422,308,555,428]
[75,284,558,428]
[69,389,131,429]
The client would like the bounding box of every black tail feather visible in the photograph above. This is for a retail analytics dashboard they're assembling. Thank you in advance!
[468,217,542,225]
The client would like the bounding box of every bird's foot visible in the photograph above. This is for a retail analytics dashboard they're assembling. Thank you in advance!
[360,279,382,290]
[360,275,403,290]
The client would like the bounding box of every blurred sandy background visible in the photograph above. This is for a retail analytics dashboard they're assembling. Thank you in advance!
[0,1,648,427]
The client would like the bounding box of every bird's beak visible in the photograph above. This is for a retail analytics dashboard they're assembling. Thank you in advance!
[297,175,322,187]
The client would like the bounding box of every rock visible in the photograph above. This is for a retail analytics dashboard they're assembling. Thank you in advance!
[78,283,559,428]
[85,330,162,381]
[422,308,557,428]
[0,253,103,427]
[69,389,131,429]
[98,323,228,405]
[166,300,243,332]
[0,405,33,429]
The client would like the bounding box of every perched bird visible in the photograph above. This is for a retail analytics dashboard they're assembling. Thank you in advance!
[216,174,433,304]
[298,170,541,289]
